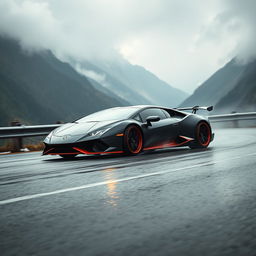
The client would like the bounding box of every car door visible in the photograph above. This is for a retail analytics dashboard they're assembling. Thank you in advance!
[138,108,179,148]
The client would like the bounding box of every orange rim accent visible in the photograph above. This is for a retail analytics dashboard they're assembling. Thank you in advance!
[126,126,143,154]
[197,122,211,146]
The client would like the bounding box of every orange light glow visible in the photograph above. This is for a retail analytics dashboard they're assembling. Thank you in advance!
[143,136,193,151]
[103,168,119,207]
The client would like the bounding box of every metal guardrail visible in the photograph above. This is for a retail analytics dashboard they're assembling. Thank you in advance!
[0,112,256,139]
[2,112,255,139]
[0,112,255,152]
[0,124,61,139]
[208,112,256,123]
[0,124,62,152]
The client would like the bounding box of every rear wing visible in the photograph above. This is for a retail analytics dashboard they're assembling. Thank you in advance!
[175,106,213,114]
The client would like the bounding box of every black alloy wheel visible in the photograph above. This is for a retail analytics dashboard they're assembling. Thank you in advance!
[123,125,143,155]
[189,122,211,149]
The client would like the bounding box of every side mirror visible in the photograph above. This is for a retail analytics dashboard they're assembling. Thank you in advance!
[146,116,160,126]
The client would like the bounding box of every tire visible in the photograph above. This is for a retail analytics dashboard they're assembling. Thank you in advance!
[59,154,77,159]
[189,122,211,149]
[123,125,143,155]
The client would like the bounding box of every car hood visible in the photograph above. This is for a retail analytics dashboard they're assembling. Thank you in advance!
[52,120,118,136]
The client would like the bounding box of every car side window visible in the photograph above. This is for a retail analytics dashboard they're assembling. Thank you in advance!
[133,114,142,122]
[140,108,167,122]
[162,109,171,118]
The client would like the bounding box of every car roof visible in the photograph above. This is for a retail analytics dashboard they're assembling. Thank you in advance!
[113,105,172,110]
[106,105,179,119]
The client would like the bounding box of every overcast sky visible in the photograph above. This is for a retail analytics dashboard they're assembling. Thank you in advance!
[0,0,255,93]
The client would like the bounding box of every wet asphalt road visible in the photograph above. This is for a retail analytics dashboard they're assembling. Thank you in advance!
[0,128,256,256]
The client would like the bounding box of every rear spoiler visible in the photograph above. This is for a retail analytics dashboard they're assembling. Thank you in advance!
[175,106,213,114]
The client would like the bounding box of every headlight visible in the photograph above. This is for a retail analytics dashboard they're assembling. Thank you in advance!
[88,127,111,137]
[44,131,53,142]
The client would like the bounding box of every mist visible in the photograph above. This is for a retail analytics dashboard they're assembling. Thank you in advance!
[0,0,255,93]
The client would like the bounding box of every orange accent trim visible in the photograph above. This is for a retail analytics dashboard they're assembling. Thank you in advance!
[43,148,55,155]
[143,136,191,151]
[116,133,124,137]
[179,135,193,141]
[73,147,123,155]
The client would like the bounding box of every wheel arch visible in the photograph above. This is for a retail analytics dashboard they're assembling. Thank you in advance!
[189,120,212,148]
[195,120,213,141]
[179,115,212,140]
[123,123,144,140]
[123,123,144,154]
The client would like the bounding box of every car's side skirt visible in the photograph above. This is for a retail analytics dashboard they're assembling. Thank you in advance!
[143,136,194,151]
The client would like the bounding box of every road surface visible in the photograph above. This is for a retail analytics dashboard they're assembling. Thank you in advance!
[0,128,256,256]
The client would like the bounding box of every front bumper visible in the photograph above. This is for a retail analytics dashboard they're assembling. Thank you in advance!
[43,136,124,156]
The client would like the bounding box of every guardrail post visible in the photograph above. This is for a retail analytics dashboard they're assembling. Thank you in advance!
[233,119,239,128]
[10,121,23,152]
[231,112,239,128]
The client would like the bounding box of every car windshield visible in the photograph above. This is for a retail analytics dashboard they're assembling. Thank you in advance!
[76,107,139,122]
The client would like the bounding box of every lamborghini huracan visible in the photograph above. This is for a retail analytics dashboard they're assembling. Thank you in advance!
[43,105,214,159]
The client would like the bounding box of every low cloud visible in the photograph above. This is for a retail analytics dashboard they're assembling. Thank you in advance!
[0,0,255,93]
[0,0,61,53]
[225,0,256,63]
[195,0,256,64]
[75,65,107,86]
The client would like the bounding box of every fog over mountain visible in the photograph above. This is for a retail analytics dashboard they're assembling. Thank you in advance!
[180,59,256,113]
[0,0,256,120]
[180,59,245,107]
[1,0,256,93]
[0,35,187,126]
[0,37,126,126]
[73,58,188,107]
[214,60,256,113]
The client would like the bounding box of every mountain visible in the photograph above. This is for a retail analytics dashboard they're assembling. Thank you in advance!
[0,35,189,127]
[180,59,246,108]
[180,59,256,113]
[0,36,126,126]
[73,60,148,105]
[215,60,256,113]
[74,58,188,107]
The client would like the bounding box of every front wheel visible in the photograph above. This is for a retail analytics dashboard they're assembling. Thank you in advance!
[189,122,211,149]
[123,125,143,155]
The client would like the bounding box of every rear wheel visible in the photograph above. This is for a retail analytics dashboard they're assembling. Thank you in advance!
[123,125,143,155]
[59,154,77,159]
[189,122,211,149]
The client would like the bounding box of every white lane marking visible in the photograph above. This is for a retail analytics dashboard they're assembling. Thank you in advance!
[0,152,256,206]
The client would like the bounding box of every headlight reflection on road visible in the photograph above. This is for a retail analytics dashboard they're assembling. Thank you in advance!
[102,168,119,207]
